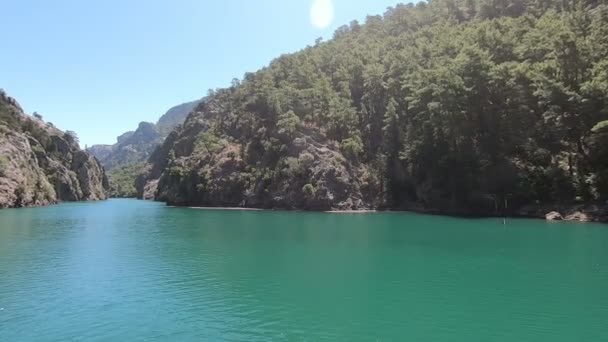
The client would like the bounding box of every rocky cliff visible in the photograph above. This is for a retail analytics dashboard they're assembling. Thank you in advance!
[91,122,161,171]
[89,100,201,171]
[156,100,200,136]
[0,91,109,208]
[139,98,381,210]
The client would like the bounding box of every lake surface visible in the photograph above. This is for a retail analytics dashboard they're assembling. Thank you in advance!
[0,199,607,341]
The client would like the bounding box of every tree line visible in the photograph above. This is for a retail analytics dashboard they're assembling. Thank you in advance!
[152,0,608,212]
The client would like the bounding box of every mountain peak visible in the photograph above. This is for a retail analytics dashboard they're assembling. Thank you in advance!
[89,99,202,171]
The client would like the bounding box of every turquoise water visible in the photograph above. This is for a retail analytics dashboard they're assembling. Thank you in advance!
[0,199,607,341]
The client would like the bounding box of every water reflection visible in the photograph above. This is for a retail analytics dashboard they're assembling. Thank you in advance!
[1,200,607,341]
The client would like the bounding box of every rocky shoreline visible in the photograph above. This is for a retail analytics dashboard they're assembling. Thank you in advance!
[160,201,608,223]
[390,204,608,223]
[514,203,608,223]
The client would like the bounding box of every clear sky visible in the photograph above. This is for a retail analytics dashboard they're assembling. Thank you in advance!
[1,0,402,147]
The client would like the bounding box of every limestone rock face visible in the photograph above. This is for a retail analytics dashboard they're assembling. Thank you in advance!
[545,211,564,221]
[87,144,113,161]
[151,139,373,210]
[0,131,55,208]
[89,100,202,171]
[141,97,380,211]
[0,92,108,208]
[564,212,591,222]
[71,150,108,200]
[88,100,202,199]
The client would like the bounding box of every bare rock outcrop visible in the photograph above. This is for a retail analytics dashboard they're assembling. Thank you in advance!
[0,92,108,208]
[145,103,379,210]
[545,211,564,221]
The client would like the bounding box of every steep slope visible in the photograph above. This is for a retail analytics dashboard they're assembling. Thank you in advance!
[93,122,161,171]
[89,100,201,171]
[0,90,109,208]
[106,162,144,198]
[156,100,200,136]
[141,0,608,220]
[87,144,113,161]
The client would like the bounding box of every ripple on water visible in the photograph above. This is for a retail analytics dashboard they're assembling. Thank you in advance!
[0,200,608,341]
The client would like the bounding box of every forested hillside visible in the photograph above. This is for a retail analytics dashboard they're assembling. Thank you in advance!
[88,100,201,197]
[0,90,108,208]
[140,0,608,219]
[89,100,201,171]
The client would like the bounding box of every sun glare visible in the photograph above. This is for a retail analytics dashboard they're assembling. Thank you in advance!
[310,0,334,29]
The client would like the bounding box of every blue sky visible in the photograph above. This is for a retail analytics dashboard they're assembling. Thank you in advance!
[1,0,402,147]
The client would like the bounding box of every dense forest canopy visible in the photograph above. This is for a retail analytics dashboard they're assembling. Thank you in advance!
[144,0,608,213]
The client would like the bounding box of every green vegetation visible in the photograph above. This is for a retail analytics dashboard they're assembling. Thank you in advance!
[592,120,608,133]
[89,100,203,172]
[108,163,145,198]
[148,0,608,212]
[156,100,201,136]
[195,131,226,155]
[0,93,22,131]
[0,92,109,208]
[64,130,79,145]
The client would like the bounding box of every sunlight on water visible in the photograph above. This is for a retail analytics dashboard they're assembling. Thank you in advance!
[0,199,607,341]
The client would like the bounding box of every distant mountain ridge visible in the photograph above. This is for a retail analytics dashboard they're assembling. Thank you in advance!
[156,101,201,136]
[89,99,201,171]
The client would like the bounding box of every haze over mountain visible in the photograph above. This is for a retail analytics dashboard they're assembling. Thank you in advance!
[88,100,201,171]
